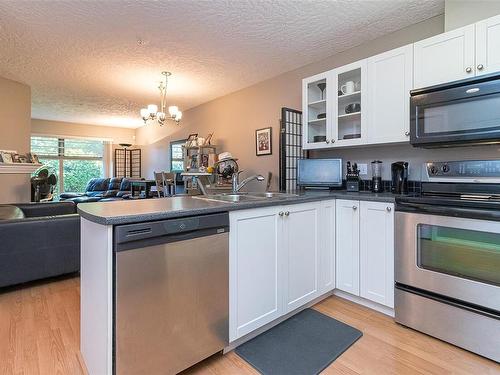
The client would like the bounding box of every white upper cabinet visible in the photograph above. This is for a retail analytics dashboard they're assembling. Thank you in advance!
[414,24,475,89]
[333,60,368,147]
[302,71,333,150]
[476,14,500,76]
[359,201,395,308]
[367,44,413,144]
[284,202,321,313]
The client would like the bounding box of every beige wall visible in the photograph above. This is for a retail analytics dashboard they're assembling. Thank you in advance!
[445,0,500,31]
[0,76,31,203]
[32,119,136,145]
[136,15,445,189]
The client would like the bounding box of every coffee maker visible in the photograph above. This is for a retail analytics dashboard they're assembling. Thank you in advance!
[371,160,383,193]
[391,161,408,194]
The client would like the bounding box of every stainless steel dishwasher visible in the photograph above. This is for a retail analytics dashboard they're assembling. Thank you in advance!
[114,213,229,375]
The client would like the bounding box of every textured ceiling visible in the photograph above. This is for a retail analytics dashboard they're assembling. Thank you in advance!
[0,0,444,128]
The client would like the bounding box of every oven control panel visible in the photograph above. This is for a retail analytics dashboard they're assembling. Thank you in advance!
[425,160,500,179]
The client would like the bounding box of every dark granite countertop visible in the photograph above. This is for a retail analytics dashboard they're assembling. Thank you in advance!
[77,190,398,225]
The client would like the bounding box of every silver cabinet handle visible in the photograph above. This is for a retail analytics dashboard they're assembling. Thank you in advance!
[326,140,330,144]
[405,131,410,136]
[386,206,392,212]
[477,64,484,70]
[331,139,336,143]
[279,211,284,217]
[466,67,472,73]
[352,206,357,210]
[284,211,290,216]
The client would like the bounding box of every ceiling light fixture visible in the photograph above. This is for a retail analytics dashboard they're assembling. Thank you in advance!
[140,71,182,126]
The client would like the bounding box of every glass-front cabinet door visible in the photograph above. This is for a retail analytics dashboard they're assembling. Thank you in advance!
[333,60,367,146]
[302,72,333,149]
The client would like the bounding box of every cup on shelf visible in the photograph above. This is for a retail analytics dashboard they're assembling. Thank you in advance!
[340,81,355,95]
[344,103,361,114]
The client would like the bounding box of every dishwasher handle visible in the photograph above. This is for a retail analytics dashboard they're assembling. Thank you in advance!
[114,212,229,249]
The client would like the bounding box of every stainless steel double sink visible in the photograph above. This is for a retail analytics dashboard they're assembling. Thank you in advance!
[193,192,298,203]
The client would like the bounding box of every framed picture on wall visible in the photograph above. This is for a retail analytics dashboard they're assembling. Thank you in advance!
[255,127,272,156]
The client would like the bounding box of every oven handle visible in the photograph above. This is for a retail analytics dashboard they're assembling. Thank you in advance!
[396,201,500,220]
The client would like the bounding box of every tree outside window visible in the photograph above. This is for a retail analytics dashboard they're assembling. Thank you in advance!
[31,136,104,196]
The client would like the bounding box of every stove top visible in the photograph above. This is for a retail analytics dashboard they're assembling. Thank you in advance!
[396,160,500,219]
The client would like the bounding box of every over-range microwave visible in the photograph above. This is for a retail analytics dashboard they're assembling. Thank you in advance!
[410,72,500,148]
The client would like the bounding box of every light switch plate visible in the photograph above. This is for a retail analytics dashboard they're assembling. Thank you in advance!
[358,163,368,175]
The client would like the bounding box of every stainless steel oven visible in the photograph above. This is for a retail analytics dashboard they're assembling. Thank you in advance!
[396,211,500,312]
[410,72,500,148]
[395,160,500,362]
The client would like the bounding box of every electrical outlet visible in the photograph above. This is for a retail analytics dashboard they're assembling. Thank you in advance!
[358,163,368,175]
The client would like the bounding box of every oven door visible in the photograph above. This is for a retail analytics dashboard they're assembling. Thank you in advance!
[410,73,500,147]
[395,210,500,312]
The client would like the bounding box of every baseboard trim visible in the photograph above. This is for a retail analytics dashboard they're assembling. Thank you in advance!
[224,290,334,353]
[333,290,395,317]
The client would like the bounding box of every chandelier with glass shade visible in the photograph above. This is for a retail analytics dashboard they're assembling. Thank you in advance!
[140,71,182,126]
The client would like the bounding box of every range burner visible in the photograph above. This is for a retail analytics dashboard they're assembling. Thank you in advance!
[396,160,500,220]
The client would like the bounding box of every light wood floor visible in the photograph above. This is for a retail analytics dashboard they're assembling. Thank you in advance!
[0,276,498,375]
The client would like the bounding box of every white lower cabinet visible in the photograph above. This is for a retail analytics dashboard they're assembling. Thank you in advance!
[229,206,283,342]
[319,200,335,294]
[360,201,395,308]
[284,202,321,312]
[229,198,393,342]
[335,199,395,308]
[229,201,328,341]
[335,199,360,295]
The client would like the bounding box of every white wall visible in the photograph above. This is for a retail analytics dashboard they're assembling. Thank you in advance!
[0,76,31,203]
[445,0,500,31]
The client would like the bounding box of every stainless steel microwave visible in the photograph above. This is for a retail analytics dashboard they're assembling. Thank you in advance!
[410,72,500,148]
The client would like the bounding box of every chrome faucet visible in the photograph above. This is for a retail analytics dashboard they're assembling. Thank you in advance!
[232,171,265,193]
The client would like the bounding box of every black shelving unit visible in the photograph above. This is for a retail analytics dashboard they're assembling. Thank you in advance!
[279,107,307,191]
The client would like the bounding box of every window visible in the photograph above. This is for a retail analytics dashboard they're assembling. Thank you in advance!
[31,136,104,195]
[170,139,185,172]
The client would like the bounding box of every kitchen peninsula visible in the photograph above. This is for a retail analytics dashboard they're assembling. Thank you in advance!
[78,191,396,375]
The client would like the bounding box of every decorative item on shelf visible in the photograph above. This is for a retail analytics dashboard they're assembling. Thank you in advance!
[204,133,213,145]
[18,154,29,163]
[140,71,182,126]
[344,103,361,114]
[313,135,327,143]
[317,112,326,119]
[27,153,40,164]
[12,153,21,163]
[186,133,198,147]
[346,161,360,192]
[256,127,272,156]
[317,82,326,100]
[343,133,361,140]
[0,150,15,164]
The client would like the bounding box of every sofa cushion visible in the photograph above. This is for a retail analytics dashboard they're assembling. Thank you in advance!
[116,190,131,198]
[0,205,25,221]
[108,177,123,191]
[15,202,77,217]
[70,196,102,204]
[103,189,119,198]
[85,178,110,192]
[120,178,132,192]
